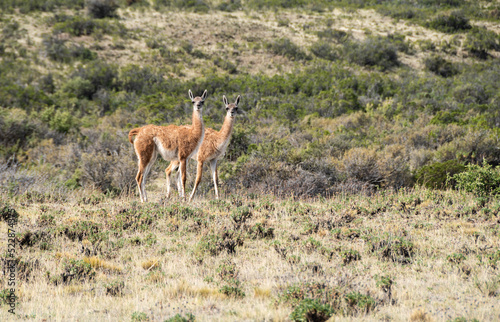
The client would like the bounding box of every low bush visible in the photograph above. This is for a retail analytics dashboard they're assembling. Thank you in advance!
[343,37,399,71]
[266,38,309,61]
[316,29,350,43]
[424,55,458,77]
[290,298,334,322]
[86,0,119,19]
[427,11,471,33]
[370,235,415,264]
[153,0,210,12]
[0,203,19,222]
[344,292,376,315]
[310,41,339,61]
[452,160,500,198]
[164,313,196,322]
[415,160,465,189]
[52,15,127,37]
[464,28,500,59]
[216,0,242,12]
[43,34,97,63]
[341,147,382,186]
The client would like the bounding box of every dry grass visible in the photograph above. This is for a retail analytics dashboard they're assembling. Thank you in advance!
[0,184,499,321]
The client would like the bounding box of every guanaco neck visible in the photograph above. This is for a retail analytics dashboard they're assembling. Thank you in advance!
[218,114,235,141]
[191,109,204,139]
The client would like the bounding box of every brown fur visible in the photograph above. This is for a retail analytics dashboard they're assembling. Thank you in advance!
[128,128,141,144]
[129,90,207,202]
[166,95,241,201]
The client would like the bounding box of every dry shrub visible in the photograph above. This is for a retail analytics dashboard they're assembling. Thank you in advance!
[410,309,433,322]
[229,157,334,198]
[378,144,413,188]
[79,128,137,194]
[435,130,500,164]
[80,151,136,194]
[409,148,433,171]
[408,124,464,150]
[341,147,382,186]
[0,159,70,199]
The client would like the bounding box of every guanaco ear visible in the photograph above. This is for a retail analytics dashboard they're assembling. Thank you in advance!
[188,89,194,101]
[201,89,208,101]
[235,95,241,106]
[223,95,228,106]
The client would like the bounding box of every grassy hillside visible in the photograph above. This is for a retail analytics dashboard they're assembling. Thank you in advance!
[0,0,500,321]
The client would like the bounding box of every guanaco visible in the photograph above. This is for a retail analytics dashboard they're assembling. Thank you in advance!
[128,90,207,202]
[166,95,241,201]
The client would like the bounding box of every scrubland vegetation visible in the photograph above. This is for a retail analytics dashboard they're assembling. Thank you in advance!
[1,0,500,321]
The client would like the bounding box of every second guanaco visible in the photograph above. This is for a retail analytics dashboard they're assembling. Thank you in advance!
[166,95,241,201]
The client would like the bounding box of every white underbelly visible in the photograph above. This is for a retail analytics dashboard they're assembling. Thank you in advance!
[154,137,177,160]
[188,131,205,160]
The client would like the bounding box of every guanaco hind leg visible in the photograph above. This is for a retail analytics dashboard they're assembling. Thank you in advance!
[189,161,204,202]
[135,148,157,203]
[165,161,179,198]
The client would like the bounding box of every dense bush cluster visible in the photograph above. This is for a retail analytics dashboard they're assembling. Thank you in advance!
[1,1,500,199]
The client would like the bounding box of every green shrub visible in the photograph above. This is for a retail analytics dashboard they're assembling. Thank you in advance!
[375,274,395,295]
[343,37,399,70]
[415,160,465,189]
[195,231,244,256]
[452,160,500,198]
[213,57,238,74]
[86,0,119,19]
[219,279,245,298]
[266,38,309,61]
[310,41,338,61]
[424,55,458,77]
[464,28,500,59]
[43,35,97,63]
[340,248,361,265]
[344,292,376,315]
[387,33,413,54]
[216,0,241,12]
[316,28,349,42]
[447,253,466,265]
[52,15,126,37]
[131,311,148,322]
[0,0,85,13]
[247,0,306,10]
[60,258,96,284]
[427,10,471,33]
[53,15,97,36]
[0,203,19,223]
[153,0,210,12]
[378,7,421,20]
[370,235,415,264]
[277,282,340,307]
[164,313,196,322]
[486,250,500,269]
[104,280,125,296]
[290,298,334,322]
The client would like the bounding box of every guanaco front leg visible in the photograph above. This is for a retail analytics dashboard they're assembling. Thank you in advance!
[179,159,187,200]
[210,159,219,199]
[189,161,204,202]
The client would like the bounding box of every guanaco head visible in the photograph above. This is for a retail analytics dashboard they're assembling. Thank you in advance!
[223,95,241,118]
[188,89,208,111]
